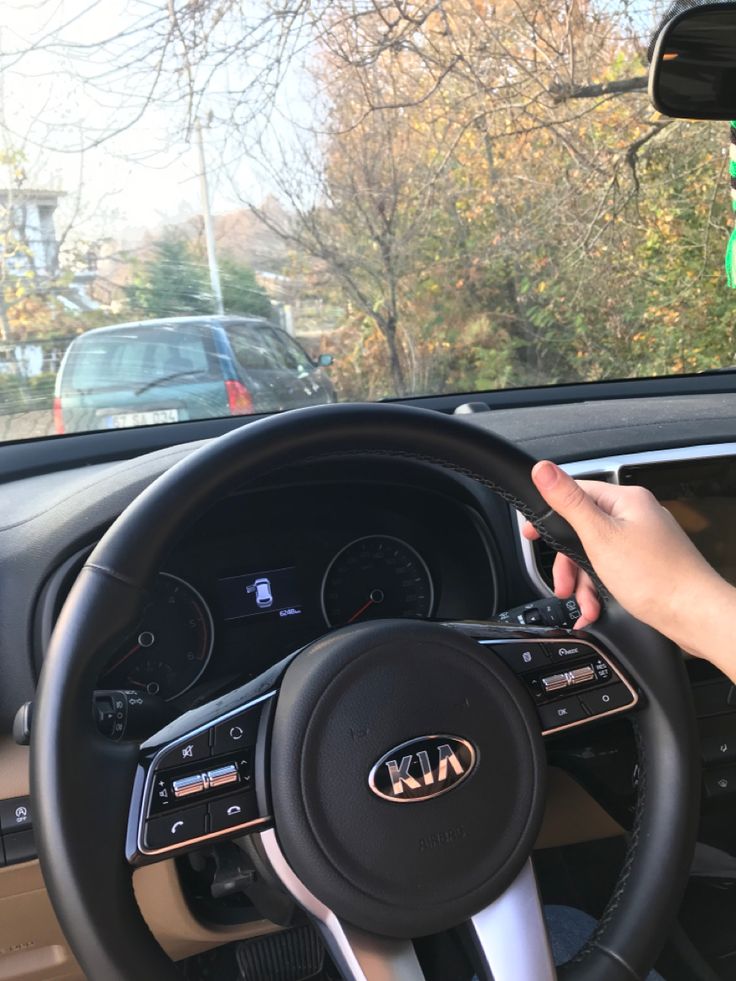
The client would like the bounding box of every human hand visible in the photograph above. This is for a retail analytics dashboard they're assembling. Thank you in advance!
[522,461,736,664]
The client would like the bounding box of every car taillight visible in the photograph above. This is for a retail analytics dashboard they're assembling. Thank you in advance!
[225,380,253,415]
[53,396,65,434]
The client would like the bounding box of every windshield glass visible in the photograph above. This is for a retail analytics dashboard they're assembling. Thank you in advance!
[0,0,729,440]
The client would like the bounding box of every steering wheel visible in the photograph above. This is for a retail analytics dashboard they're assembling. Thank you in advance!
[31,403,700,981]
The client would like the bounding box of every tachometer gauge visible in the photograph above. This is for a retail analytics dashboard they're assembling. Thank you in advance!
[321,535,434,628]
[99,573,213,700]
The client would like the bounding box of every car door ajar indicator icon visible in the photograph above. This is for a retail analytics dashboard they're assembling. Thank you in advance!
[247,577,273,608]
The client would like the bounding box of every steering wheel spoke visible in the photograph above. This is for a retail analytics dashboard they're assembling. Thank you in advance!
[261,827,555,981]
[126,682,280,864]
[444,620,640,737]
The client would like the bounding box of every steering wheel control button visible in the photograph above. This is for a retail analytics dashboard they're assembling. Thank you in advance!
[156,731,210,770]
[538,696,588,730]
[704,766,736,798]
[145,804,207,850]
[568,665,596,686]
[699,716,736,763]
[545,641,596,661]
[580,684,634,715]
[3,829,36,866]
[0,796,32,834]
[206,763,239,789]
[208,793,259,832]
[212,708,262,755]
[172,774,206,799]
[491,642,549,672]
[541,672,570,693]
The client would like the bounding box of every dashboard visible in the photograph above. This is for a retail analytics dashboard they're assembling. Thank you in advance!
[40,479,501,710]
[5,388,736,977]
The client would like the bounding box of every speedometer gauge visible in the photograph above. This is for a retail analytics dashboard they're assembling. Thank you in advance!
[321,535,434,628]
[99,573,214,700]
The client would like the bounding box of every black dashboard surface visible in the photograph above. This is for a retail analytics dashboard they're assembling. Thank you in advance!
[2,390,736,730]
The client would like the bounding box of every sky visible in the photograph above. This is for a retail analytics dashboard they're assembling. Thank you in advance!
[0,0,312,249]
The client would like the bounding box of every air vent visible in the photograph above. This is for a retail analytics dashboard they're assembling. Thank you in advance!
[534,540,556,590]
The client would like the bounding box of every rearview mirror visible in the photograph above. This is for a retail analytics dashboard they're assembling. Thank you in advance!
[650,1,736,119]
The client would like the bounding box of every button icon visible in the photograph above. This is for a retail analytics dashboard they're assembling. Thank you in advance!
[522,651,532,664]
[601,694,611,705]
[721,743,729,754]
[557,707,569,718]
[229,726,244,741]
[718,778,729,790]
[226,804,242,817]
[170,820,185,834]
[181,744,194,759]
[14,806,28,822]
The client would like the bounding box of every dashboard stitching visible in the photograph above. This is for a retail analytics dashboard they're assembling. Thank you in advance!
[85,562,141,589]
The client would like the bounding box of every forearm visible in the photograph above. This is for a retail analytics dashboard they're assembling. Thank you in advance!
[673,572,736,680]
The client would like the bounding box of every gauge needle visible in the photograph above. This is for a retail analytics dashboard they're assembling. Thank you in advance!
[103,642,141,676]
[126,679,147,690]
[347,597,375,624]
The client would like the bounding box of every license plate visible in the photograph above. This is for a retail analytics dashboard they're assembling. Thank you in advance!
[105,409,180,428]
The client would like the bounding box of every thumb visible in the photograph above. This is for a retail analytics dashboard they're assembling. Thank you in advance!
[531,461,611,540]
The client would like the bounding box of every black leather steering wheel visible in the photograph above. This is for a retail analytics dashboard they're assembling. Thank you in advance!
[31,403,700,981]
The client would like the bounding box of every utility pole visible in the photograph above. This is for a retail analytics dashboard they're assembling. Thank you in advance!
[194,118,224,315]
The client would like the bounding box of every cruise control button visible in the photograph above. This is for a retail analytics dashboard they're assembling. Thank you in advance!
[538,696,587,730]
[208,793,259,833]
[0,796,32,834]
[145,804,207,850]
[546,641,597,661]
[491,643,549,673]
[212,709,262,755]
[580,684,634,716]
[156,732,210,771]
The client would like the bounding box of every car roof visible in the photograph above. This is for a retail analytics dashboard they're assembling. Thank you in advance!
[68,315,274,341]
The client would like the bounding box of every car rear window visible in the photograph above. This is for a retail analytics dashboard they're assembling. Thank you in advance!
[62,326,215,394]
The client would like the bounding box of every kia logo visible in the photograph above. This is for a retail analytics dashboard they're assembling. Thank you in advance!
[368,735,477,803]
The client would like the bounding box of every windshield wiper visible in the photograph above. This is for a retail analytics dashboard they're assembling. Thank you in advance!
[134,370,204,396]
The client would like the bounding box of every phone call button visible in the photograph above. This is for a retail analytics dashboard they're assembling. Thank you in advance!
[145,804,207,850]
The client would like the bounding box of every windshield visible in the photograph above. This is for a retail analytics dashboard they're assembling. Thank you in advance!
[0,0,730,440]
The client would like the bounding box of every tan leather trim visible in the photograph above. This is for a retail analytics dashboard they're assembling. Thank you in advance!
[536,766,624,849]
[0,862,83,979]
[0,741,621,977]
[133,861,280,961]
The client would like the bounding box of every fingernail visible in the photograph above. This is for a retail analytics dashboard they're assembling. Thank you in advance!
[534,461,559,490]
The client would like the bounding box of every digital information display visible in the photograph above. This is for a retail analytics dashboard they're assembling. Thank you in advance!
[620,457,736,586]
[217,566,303,622]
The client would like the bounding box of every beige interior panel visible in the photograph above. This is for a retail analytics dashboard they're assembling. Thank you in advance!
[0,745,623,978]
[536,766,623,849]
[133,861,280,962]
[0,863,83,980]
